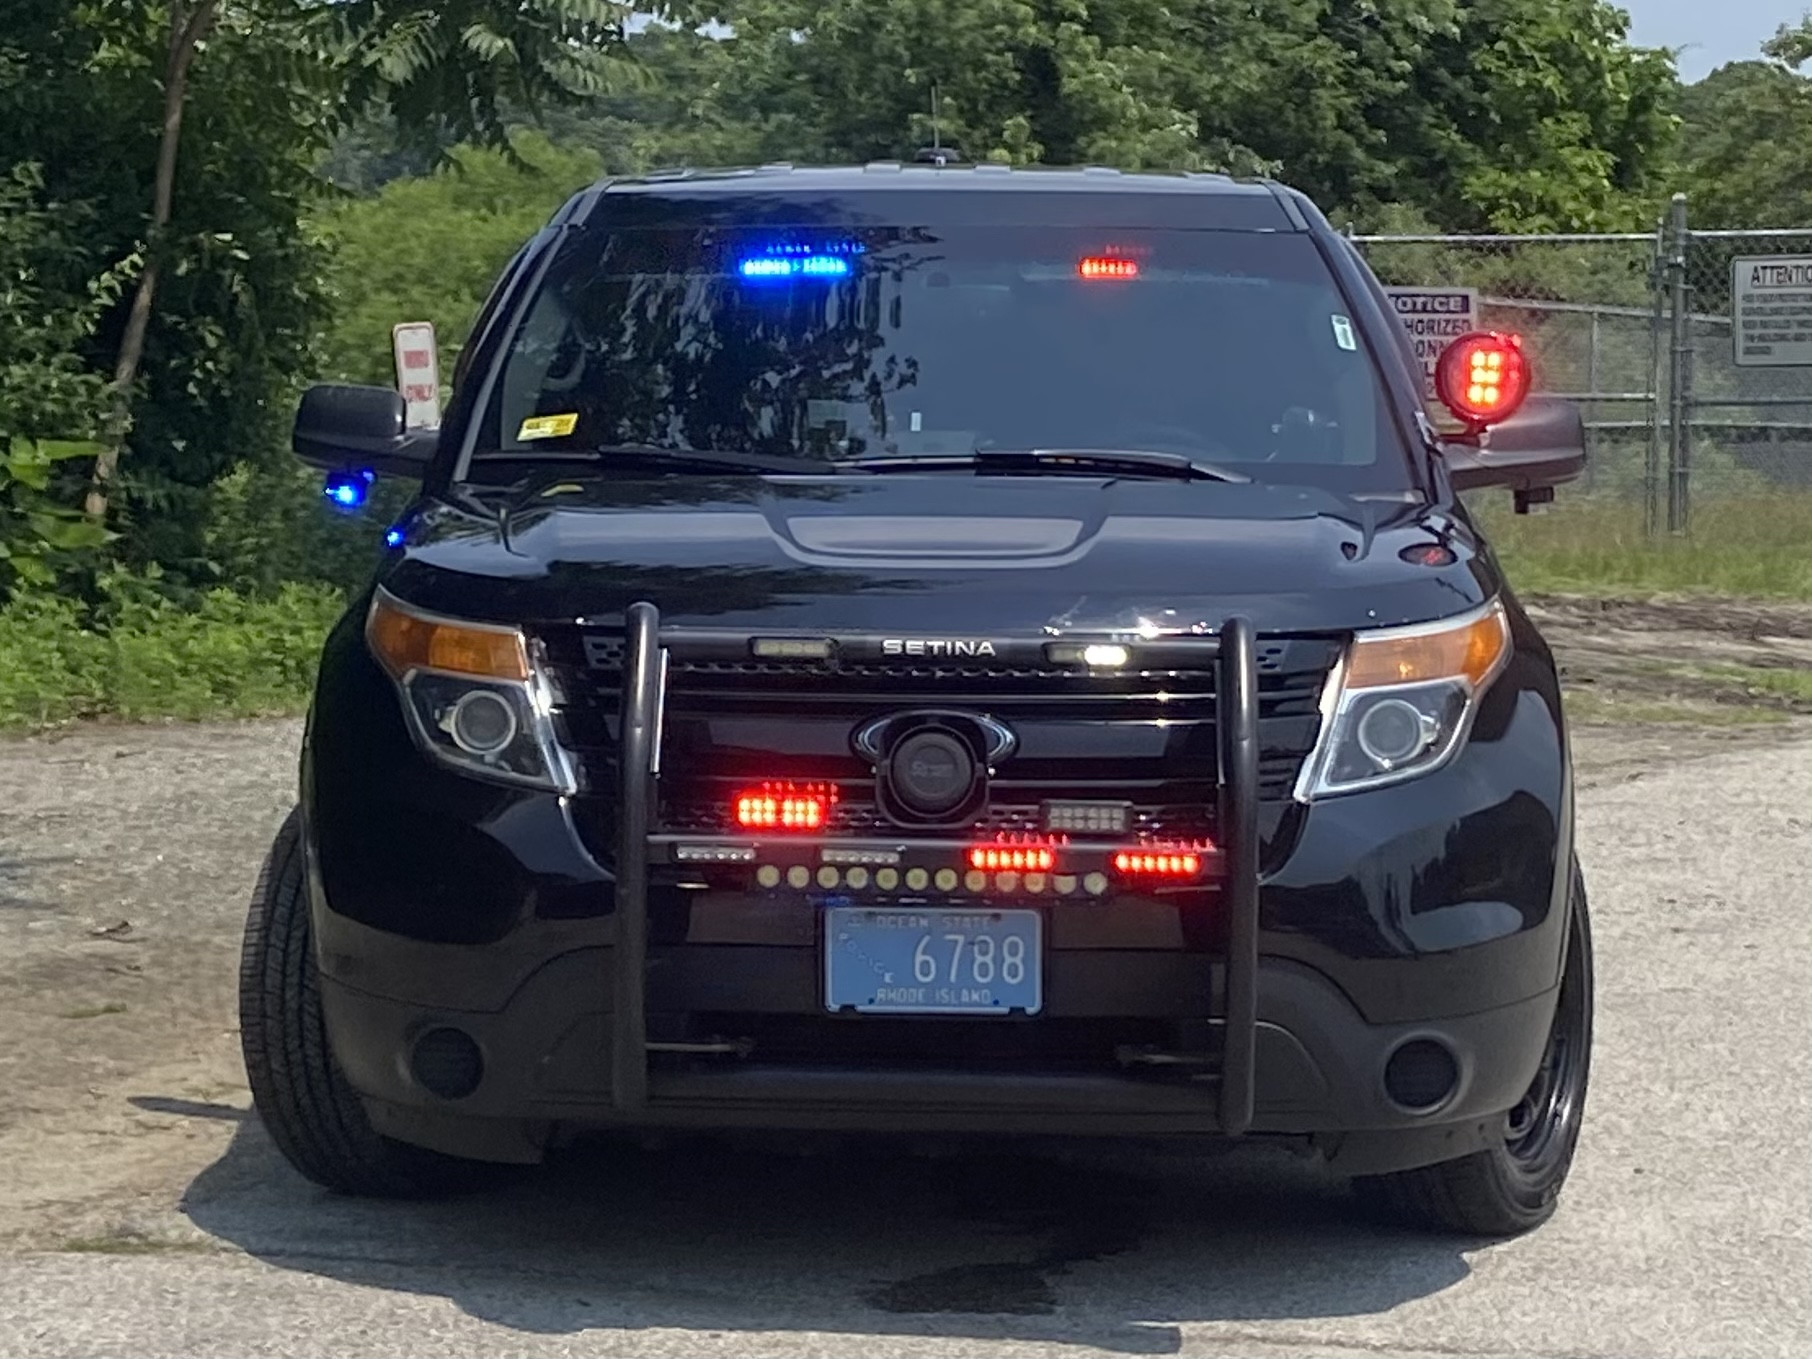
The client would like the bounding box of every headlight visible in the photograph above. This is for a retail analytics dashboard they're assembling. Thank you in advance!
[365,589,576,793]
[1297,599,1511,799]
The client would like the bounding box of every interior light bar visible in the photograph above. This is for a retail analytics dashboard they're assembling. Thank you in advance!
[738,255,851,280]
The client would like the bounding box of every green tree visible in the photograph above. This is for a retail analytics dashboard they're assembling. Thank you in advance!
[315,132,600,389]
[700,0,1677,231]
[1676,44,1812,229]
[532,24,766,173]
[705,0,1211,169]
[80,0,644,526]
[0,166,115,592]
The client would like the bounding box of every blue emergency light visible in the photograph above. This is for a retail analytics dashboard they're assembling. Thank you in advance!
[323,468,374,511]
[736,240,864,281]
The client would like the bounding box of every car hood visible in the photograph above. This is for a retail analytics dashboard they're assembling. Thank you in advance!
[382,473,1497,635]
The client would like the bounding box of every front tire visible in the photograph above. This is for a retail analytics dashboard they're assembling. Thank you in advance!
[238,807,484,1197]
[1357,864,1594,1236]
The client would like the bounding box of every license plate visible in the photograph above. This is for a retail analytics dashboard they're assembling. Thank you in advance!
[824,907,1043,1015]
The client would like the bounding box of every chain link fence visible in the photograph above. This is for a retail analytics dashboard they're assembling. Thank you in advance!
[1351,202,1812,537]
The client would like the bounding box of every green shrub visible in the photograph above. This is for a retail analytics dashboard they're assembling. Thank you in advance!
[0,593,109,727]
[0,573,345,731]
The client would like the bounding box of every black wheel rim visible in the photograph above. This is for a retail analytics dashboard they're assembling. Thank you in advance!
[1503,907,1590,1174]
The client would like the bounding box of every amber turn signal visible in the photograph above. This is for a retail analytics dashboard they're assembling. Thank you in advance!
[1344,601,1510,690]
[365,590,530,682]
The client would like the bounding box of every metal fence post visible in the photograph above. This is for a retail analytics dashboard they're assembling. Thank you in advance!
[1586,306,1601,491]
[1645,221,1667,538]
[1666,194,1693,534]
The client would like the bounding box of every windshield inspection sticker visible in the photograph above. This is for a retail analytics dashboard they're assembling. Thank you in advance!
[1331,315,1357,351]
[518,412,578,441]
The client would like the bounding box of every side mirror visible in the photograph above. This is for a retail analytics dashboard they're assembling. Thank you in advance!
[293,383,436,479]
[1431,332,1585,511]
[1440,395,1587,506]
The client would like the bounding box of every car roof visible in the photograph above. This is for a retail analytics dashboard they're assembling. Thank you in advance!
[600,162,1278,196]
[563,163,1323,233]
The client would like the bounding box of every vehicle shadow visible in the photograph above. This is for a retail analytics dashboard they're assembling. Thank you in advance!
[179,1115,1478,1352]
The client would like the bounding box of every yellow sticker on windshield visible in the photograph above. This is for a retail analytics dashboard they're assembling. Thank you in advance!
[518,412,578,441]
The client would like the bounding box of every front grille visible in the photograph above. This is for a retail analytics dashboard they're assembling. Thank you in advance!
[536,624,1339,851]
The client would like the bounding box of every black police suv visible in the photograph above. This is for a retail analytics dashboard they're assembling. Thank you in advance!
[242,164,1594,1236]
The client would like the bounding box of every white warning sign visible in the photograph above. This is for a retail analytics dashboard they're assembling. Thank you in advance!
[1731,256,1812,367]
[1385,287,1479,395]
[391,321,442,429]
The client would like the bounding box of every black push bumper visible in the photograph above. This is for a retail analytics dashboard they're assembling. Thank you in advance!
[606,602,1264,1132]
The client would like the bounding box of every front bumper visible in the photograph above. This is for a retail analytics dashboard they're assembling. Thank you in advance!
[316,906,1557,1170]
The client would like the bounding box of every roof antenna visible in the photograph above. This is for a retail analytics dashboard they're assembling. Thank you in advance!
[914,82,961,165]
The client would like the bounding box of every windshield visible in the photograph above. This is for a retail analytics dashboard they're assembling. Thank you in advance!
[468,223,1417,492]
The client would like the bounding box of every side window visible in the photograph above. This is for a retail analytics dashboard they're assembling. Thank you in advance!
[1339,238,1421,383]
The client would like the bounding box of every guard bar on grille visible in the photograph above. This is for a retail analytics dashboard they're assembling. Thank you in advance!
[609,603,1264,1131]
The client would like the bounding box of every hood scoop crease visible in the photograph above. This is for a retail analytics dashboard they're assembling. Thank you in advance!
[784,515,1084,559]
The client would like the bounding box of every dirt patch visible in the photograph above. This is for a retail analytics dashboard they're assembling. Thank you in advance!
[1526,595,1812,735]
[1526,594,1812,641]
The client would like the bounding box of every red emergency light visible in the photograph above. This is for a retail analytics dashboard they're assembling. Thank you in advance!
[733,783,834,831]
[1113,850,1201,877]
[969,843,1058,873]
[1435,331,1530,428]
[1109,838,1218,879]
[1079,256,1139,280]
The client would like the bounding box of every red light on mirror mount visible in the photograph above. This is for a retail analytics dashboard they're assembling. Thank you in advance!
[1079,256,1139,280]
[1435,331,1530,429]
[733,782,835,831]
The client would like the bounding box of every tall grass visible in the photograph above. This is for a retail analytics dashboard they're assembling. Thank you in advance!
[1478,494,1812,600]
[0,581,345,730]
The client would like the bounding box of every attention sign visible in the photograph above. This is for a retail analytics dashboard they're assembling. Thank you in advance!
[391,321,441,429]
[1731,257,1812,367]
[1384,287,1479,395]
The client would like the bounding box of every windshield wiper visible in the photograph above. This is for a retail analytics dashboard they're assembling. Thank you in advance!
[840,447,1253,484]
[476,443,832,476]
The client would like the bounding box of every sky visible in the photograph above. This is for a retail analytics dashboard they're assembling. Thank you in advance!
[1621,0,1800,79]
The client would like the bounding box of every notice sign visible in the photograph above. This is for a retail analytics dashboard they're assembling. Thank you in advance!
[1385,287,1479,395]
[391,321,441,428]
[1731,257,1812,367]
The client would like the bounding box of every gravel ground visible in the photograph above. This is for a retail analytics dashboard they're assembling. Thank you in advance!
[0,685,1809,1355]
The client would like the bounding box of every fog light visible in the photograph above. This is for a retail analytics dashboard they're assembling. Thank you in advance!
[1383,1038,1460,1112]
[410,1027,484,1100]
